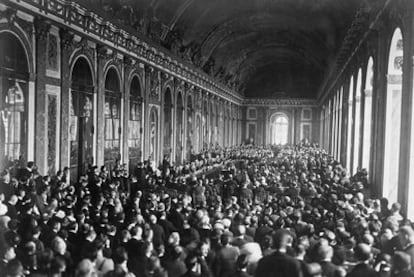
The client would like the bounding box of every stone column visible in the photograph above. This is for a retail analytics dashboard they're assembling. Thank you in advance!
[264,108,270,145]
[143,66,152,161]
[34,19,49,174]
[291,107,296,144]
[123,57,133,168]
[398,9,414,216]
[370,24,389,197]
[319,107,324,148]
[182,86,188,162]
[205,94,210,148]
[95,46,108,167]
[59,30,73,169]
[338,88,346,166]
[118,54,125,165]
[170,77,176,163]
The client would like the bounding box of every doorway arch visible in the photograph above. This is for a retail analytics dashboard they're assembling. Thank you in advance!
[104,67,122,170]
[69,57,94,180]
[128,75,143,171]
[270,112,289,145]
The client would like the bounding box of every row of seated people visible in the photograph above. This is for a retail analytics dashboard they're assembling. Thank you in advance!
[0,144,412,277]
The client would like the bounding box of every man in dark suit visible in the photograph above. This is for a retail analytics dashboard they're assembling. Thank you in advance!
[255,229,303,277]
[126,226,143,258]
[18,161,35,181]
[316,241,343,277]
[399,225,414,270]
[149,213,165,249]
[0,170,14,200]
[158,211,177,239]
[345,243,378,277]
[134,162,147,190]
[168,203,185,232]
[224,175,237,197]
[215,233,240,277]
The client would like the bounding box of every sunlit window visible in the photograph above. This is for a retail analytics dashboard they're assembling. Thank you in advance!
[362,57,373,171]
[0,33,29,163]
[270,113,289,145]
[383,28,403,204]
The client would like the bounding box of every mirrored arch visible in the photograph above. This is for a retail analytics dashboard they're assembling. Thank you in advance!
[69,57,94,180]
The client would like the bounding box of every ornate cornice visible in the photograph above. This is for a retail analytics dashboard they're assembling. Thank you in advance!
[6,0,243,104]
[0,7,33,36]
[318,0,393,104]
[0,7,17,26]
[243,98,317,107]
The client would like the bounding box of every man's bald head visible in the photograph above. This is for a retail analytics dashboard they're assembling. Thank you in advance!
[354,243,372,262]
[399,225,414,246]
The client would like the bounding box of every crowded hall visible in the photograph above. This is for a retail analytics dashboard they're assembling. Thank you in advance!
[2,0,414,276]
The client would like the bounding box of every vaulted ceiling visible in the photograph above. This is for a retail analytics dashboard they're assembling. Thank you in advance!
[86,0,363,98]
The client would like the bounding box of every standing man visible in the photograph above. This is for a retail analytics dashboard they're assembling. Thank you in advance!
[399,225,414,269]
[255,229,302,277]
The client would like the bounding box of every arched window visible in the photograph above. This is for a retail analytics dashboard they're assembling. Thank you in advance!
[383,28,403,204]
[128,76,142,170]
[353,68,363,174]
[362,57,374,171]
[346,76,354,172]
[70,57,94,180]
[270,113,289,145]
[0,33,29,164]
[104,67,122,169]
